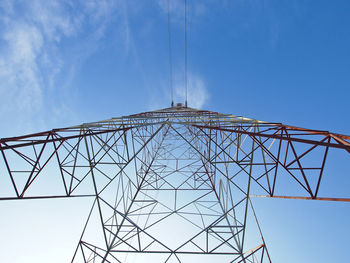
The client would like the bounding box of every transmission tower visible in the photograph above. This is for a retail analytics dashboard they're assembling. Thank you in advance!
[0,105,349,262]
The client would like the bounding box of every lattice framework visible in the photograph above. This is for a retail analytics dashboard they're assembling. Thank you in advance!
[1,106,349,262]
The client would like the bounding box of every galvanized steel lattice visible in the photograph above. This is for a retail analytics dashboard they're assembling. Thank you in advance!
[1,106,350,262]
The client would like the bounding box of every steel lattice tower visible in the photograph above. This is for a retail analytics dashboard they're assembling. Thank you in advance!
[1,105,349,262]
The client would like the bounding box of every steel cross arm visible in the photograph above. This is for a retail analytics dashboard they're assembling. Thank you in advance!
[246,128,336,199]
[193,125,350,152]
[194,123,350,201]
[279,124,350,141]
[109,250,243,255]
[0,194,95,201]
[250,195,350,202]
[246,129,325,197]
[0,126,133,150]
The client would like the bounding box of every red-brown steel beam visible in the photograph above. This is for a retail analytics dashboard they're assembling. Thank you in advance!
[193,125,350,152]
[250,195,350,202]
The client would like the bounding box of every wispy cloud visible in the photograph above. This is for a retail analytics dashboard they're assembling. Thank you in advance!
[0,0,213,135]
[174,73,209,109]
[148,72,209,110]
[0,22,43,112]
[0,0,119,135]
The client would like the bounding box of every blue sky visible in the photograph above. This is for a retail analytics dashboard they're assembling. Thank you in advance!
[0,0,350,262]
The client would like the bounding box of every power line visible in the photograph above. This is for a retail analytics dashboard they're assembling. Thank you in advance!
[184,0,188,107]
[168,0,188,108]
[167,0,174,107]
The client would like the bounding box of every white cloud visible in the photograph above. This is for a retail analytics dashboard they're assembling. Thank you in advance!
[174,73,209,109]
[0,0,119,134]
[0,0,210,135]
[1,22,43,111]
[147,72,209,111]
